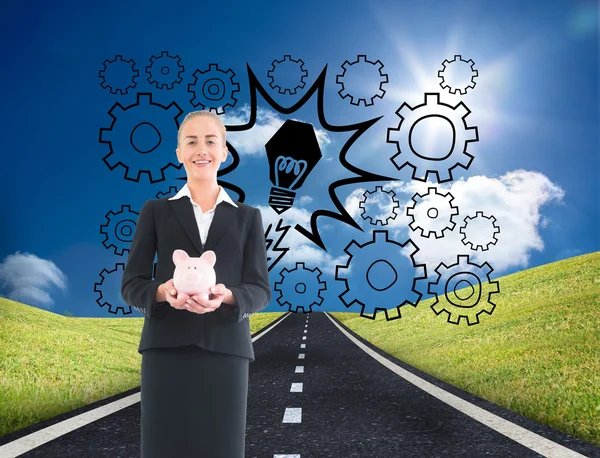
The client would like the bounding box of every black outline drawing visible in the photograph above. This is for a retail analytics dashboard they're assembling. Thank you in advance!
[274,262,326,313]
[267,55,308,95]
[428,254,500,325]
[335,230,427,320]
[100,205,139,256]
[438,55,478,95]
[99,55,139,95]
[146,51,184,90]
[155,186,179,199]
[460,211,500,251]
[188,63,240,114]
[336,54,389,106]
[406,187,459,238]
[224,64,397,250]
[358,186,400,226]
[99,92,183,183]
[386,93,479,183]
[94,263,135,315]
[265,218,291,272]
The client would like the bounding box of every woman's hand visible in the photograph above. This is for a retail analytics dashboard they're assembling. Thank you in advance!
[184,284,230,314]
[162,279,190,310]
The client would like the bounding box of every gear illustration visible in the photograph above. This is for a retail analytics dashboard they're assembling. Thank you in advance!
[274,262,326,313]
[156,186,179,199]
[94,263,135,315]
[100,205,139,256]
[358,186,400,226]
[98,55,139,95]
[406,187,459,238]
[428,255,500,325]
[386,93,479,183]
[267,54,308,95]
[99,92,183,183]
[188,63,240,114]
[146,51,184,90]
[336,55,388,106]
[438,55,478,95]
[335,231,427,320]
[460,211,500,251]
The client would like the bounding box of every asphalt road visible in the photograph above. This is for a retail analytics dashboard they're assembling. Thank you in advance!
[1,311,598,458]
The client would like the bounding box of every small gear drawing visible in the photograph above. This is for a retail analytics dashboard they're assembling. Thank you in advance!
[98,55,139,95]
[460,211,500,251]
[146,51,184,90]
[274,262,326,313]
[428,255,500,325]
[336,55,389,106]
[99,92,183,183]
[94,263,135,315]
[358,186,400,226]
[100,205,139,256]
[386,93,479,183]
[406,187,459,238]
[267,54,308,95]
[156,186,179,199]
[188,63,240,114]
[335,231,427,320]
[438,55,478,95]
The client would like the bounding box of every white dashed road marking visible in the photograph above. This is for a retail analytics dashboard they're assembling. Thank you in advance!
[282,408,302,423]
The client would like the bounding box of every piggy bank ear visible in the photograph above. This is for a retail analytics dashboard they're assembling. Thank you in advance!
[200,250,216,267]
[173,249,189,266]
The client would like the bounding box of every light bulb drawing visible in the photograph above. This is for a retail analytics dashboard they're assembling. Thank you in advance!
[265,119,322,214]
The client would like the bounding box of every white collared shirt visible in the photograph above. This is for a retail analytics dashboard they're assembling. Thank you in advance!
[168,183,238,245]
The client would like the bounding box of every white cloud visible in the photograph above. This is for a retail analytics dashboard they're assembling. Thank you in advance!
[297,195,313,206]
[0,251,68,309]
[222,105,331,155]
[258,205,344,276]
[343,169,565,275]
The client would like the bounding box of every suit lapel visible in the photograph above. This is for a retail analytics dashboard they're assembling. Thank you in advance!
[205,202,238,250]
[167,196,238,254]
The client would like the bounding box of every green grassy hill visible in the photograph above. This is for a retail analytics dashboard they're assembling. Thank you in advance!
[0,251,598,447]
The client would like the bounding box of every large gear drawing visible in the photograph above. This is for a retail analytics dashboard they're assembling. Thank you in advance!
[358,186,400,226]
[98,55,139,95]
[460,211,500,251]
[94,263,136,315]
[336,55,388,106]
[99,92,183,183]
[188,63,240,114]
[267,55,308,95]
[156,186,179,199]
[438,55,478,95]
[335,231,427,320]
[406,187,459,238]
[100,205,139,256]
[274,262,326,313]
[146,51,184,90]
[386,93,479,183]
[428,255,499,325]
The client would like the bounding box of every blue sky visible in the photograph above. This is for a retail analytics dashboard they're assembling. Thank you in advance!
[0,0,597,320]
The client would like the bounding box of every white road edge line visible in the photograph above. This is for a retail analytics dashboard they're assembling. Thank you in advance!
[324,312,587,458]
[0,313,293,458]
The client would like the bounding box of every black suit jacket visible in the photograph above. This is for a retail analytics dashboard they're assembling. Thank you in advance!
[121,195,272,362]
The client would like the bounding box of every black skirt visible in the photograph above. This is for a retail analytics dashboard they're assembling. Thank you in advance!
[141,345,250,458]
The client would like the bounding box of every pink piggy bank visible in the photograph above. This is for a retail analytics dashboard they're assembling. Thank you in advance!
[172,249,217,301]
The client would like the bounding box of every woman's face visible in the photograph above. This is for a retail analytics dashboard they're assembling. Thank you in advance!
[176,116,227,181]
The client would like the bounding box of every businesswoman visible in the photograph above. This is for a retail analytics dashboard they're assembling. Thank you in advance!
[121,110,272,458]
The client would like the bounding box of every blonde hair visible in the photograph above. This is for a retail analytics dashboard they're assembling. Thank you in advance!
[177,110,227,146]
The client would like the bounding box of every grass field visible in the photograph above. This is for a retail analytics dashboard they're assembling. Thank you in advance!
[0,251,598,447]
